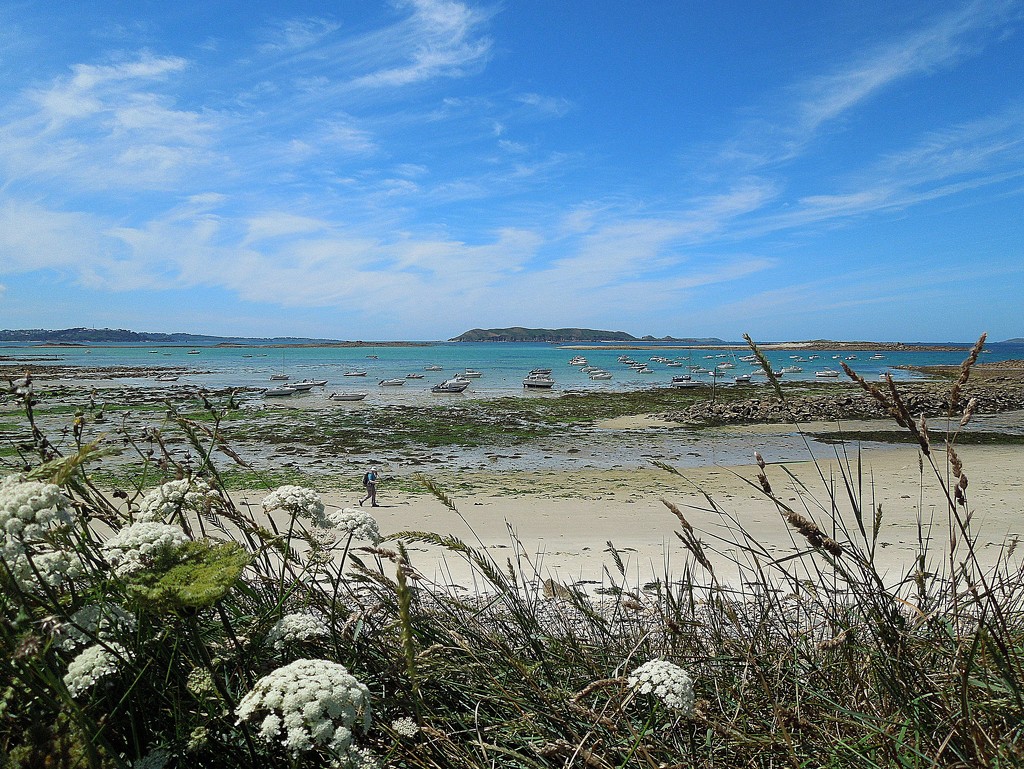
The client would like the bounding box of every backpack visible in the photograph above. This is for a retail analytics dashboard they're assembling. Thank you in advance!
[362,472,371,487]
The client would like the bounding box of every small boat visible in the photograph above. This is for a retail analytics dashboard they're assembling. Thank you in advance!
[343,371,367,377]
[733,374,753,384]
[780,366,802,374]
[155,374,179,382]
[523,373,555,389]
[424,365,444,371]
[366,354,379,359]
[405,373,425,379]
[816,369,840,378]
[329,391,368,401]
[589,371,612,380]
[187,349,200,354]
[270,374,290,381]
[461,370,483,378]
[290,381,318,391]
[264,386,296,396]
[529,368,552,375]
[431,378,470,393]
[870,354,885,360]
[568,356,587,365]
[379,378,405,386]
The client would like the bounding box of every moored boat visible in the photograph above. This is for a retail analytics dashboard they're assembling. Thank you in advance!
[431,378,470,393]
[523,372,555,389]
[264,386,296,396]
[461,369,483,378]
[329,391,368,401]
[379,378,405,386]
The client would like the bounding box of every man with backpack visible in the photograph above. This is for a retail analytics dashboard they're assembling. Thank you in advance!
[359,467,380,507]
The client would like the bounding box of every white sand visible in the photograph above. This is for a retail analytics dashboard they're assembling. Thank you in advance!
[241,442,1024,591]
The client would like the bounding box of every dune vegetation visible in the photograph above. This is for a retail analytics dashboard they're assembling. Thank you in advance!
[1,336,1021,768]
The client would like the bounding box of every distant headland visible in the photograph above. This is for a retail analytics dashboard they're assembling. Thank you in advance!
[0,328,425,347]
[449,327,726,344]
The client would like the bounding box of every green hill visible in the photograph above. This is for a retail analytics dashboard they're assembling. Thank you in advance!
[450,327,725,343]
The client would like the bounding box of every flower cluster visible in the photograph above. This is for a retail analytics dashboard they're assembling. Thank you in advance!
[58,603,137,650]
[328,509,382,544]
[101,521,189,576]
[235,658,371,756]
[266,612,329,651]
[64,642,128,697]
[0,475,79,587]
[136,478,217,523]
[262,486,327,527]
[627,659,695,715]
[390,716,419,738]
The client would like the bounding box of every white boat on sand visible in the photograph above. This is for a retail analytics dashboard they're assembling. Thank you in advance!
[329,391,368,401]
[431,378,470,393]
[264,386,296,396]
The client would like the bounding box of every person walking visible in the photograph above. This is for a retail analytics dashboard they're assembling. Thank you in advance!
[359,467,380,507]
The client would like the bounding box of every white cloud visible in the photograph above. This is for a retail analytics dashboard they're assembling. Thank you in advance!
[258,17,340,53]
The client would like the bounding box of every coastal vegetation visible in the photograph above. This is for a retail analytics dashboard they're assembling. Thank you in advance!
[1,335,1022,767]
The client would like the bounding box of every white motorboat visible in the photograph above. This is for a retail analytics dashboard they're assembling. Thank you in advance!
[405,373,425,379]
[589,371,612,380]
[816,369,840,378]
[568,356,587,365]
[733,374,752,384]
[780,366,802,373]
[264,386,296,396]
[329,391,368,401]
[343,371,367,377]
[424,365,444,371]
[461,370,483,378]
[529,368,552,375]
[270,373,290,381]
[290,381,318,391]
[379,378,405,386]
[523,372,555,389]
[431,378,470,393]
[155,374,179,382]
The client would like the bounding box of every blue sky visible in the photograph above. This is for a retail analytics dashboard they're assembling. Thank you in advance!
[1,1,1022,342]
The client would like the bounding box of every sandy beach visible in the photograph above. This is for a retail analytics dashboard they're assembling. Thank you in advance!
[245,432,1024,591]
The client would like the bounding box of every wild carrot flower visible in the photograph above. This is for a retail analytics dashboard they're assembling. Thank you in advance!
[137,478,217,523]
[328,508,382,544]
[262,485,327,527]
[101,521,189,576]
[390,716,419,737]
[58,603,136,650]
[628,659,695,715]
[64,642,128,697]
[235,658,371,756]
[266,612,329,650]
[0,475,79,587]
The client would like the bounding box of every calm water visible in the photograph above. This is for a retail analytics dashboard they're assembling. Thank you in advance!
[4,341,1021,401]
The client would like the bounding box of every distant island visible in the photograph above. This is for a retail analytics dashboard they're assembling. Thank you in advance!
[450,327,727,344]
[0,328,428,347]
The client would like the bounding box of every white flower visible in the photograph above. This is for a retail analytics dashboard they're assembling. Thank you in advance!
[132,748,170,769]
[64,643,127,697]
[58,603,136,650]
[101,521,189,576]
[328,509,382,544]
[137,478,217,523]
[236,659,371,757]
[390,716,419,738]
[0,475,79,588]
[262,486,327,527]
[267,612,329,650]
[627,659,694,715]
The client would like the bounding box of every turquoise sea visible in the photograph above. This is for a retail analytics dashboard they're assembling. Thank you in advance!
[2,340,1021,400]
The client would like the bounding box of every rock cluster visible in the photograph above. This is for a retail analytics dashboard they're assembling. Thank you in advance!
[663,381,1024,426]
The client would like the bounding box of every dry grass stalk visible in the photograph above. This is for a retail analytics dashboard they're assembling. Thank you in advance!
[960,397,979,427]
[661,497,693,533]
[841,362,907,425]
[780,508,845,558]
[950,332,987,410]
[947,442,963,478]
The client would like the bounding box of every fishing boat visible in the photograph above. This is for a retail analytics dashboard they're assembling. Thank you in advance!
[329,391,368,401]
[379,378,405,386]
[431,378,470,393]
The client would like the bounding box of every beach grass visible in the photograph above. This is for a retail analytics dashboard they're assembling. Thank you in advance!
[2,336,1022,768]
